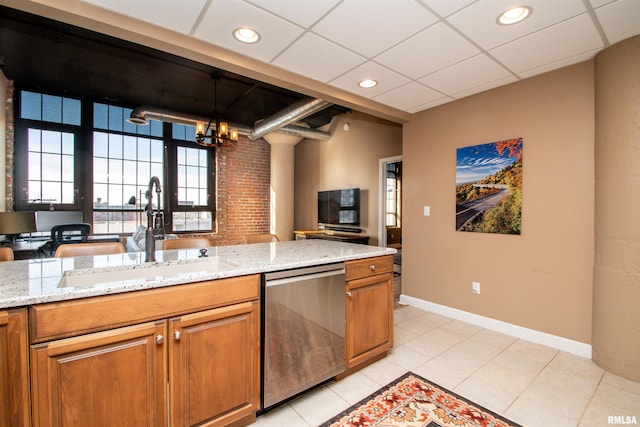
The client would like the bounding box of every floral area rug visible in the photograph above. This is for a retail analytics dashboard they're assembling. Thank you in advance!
[321,372,522,427]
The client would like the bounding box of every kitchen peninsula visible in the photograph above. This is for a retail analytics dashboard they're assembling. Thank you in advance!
[0,239,395,427]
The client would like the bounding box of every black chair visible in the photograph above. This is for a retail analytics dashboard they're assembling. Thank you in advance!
[50,223,91,255]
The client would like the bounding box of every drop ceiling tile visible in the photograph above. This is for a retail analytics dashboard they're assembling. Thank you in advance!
[452,76,517,99]
[448,0,587,50]
[490,13,603,74]
[81,0,208,34]
[329,61,411,98]
[595,0,640,44]
[312,0,438,58]
[192,0,304,63]
[408,96,455,113]
[375,22,480,80]
[246,0,341,28]
[419,54,513,96]
[374,82,444,111]
[272,33,365,82]
[518,49,600,79]
[418,0,476,18]
[589,0,618,7]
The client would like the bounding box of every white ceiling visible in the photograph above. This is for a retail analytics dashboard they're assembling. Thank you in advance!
[79,0,640,116]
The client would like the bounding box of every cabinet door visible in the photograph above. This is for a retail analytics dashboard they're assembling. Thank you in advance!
[0,308,30,427]
[31,321,167,427]
[169,301,260,427]
[345,273,394,368]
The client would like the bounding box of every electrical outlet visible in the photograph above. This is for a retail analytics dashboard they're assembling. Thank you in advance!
[472,281,481,294]
[423,206,431,216]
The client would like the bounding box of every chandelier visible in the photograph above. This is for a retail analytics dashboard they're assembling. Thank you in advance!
[195,74,239,147]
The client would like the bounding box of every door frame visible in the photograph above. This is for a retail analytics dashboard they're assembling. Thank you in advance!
[378,155,402,247]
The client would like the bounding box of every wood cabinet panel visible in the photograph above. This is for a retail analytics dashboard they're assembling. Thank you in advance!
[0,308,30,427]
[31,321,167,427]
[345,272,393,368]
[169,301,260,427]
[346,255,393,281]
[30,274,260,343]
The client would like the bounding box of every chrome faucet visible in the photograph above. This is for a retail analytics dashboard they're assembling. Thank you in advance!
[145,176,162,262]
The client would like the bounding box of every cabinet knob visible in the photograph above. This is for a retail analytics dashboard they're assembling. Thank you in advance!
[156,334,164,344]
[346,291,352,297]
[370,265,376,271]
[174,331,182,341]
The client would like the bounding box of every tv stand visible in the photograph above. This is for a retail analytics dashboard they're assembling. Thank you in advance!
[294,230,369,245]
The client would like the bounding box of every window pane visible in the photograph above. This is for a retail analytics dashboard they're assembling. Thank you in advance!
[28,152,41,180]
[28,181,41,202]
[93,132,108,157]
[61,133,74,155]
[94,103,109,130]
[150,139,163,162]
[42,131,61,153]
[21,91,41,120]
[28,129,41,152]
[94,183,108,207]
[62,155,74,182]
[123,136,137,160]
[41,153,61,181]
[177,146,185,164]
[62,182,75,204]
[138,138,150,162]
[109,159,123,184]
[63,98,81,125]
[108,134,123,158]
[42,95,62,123]
[108,105,123,132]
[93,157,108,184]
[42,181,61,203]
[149,120,163,137]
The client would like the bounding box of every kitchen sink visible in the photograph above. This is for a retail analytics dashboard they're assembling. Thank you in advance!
[58,258,238,288]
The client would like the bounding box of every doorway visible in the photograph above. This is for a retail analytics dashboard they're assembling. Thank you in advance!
[378,155,402,305]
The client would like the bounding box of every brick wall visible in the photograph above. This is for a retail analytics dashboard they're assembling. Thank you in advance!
[3,79,271,243]
[210,136,271,245]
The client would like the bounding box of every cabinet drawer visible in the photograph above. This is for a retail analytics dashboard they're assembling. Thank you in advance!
[29,274,260,343]
[346,255,393,280]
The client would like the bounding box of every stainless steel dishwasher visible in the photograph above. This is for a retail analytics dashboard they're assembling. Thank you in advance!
[262,262,346,410]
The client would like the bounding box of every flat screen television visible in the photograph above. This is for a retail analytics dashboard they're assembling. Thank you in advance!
[318,188,360,227]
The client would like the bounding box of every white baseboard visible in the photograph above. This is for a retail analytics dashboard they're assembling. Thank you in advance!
[399,294,592,359]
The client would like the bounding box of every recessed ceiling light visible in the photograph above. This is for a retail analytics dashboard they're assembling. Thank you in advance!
[233,27,261,44]
[358,79,378,89]
[497,6,532,25]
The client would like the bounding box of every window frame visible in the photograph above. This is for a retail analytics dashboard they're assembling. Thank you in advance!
[13,86,217,235]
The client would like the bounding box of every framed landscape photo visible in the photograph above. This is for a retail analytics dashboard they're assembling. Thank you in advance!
[455,138,523,235]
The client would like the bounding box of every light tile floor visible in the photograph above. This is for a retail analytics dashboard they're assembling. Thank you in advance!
[253,305,640,427]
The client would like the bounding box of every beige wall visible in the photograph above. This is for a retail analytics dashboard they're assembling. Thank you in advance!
[294,112,402,245]
[593,36,640,381]
[403,62,595,344]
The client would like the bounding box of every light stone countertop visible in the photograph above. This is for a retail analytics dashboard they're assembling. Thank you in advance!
[0,239,396,309]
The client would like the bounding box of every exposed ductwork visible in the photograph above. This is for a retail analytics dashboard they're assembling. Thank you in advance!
[127,98,333,142]
[247,98,332,140]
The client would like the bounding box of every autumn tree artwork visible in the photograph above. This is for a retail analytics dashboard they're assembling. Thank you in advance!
[455,138,523,234]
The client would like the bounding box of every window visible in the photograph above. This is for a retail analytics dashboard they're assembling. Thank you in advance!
[14,89,216,235]
[170,124,214,232]
[17,91,81,208]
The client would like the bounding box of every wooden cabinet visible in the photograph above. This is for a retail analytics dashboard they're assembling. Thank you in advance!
[169,302,260,427]
[29,275,260,427]
[31,321,167,427]
[344,256,394,369]
[0,308,31,427]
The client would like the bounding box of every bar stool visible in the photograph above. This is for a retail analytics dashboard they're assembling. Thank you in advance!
[162,237,211,250]
[54,242,125,258]
[0,247,14,261]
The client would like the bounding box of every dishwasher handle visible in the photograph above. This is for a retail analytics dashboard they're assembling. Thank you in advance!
[265,268,345,287]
